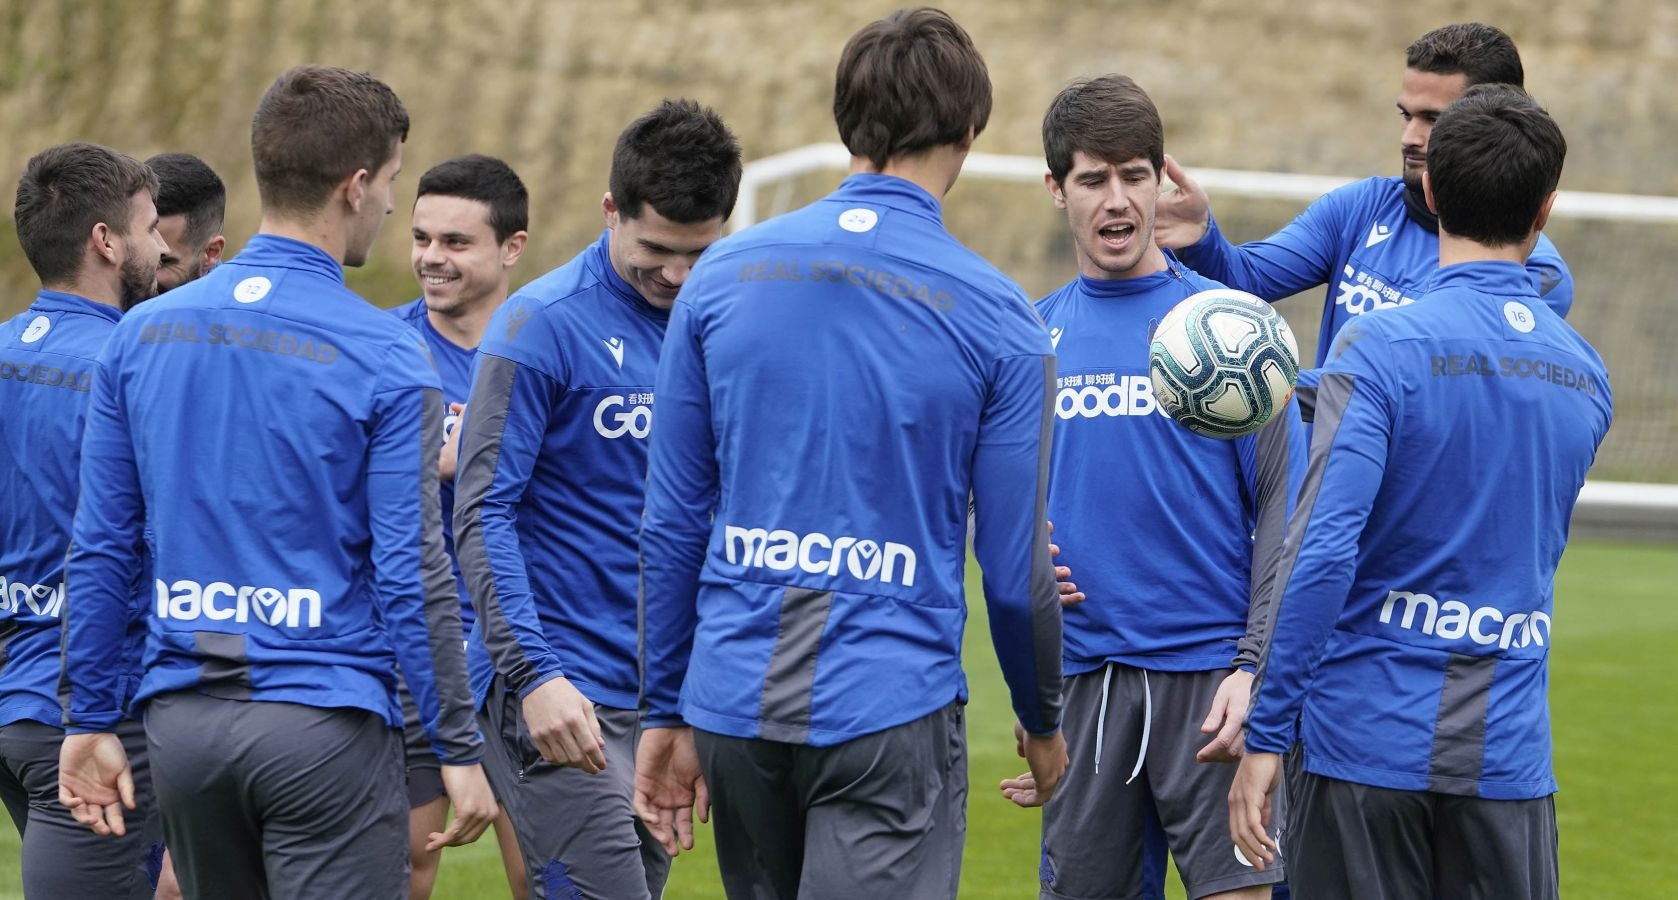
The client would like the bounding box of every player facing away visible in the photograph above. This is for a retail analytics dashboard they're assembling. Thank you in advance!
[635,9,1068,899]
[57,65,497,899]
[145,153,226,295]
[1155,23,1573,409]
[1230,84,1611,900]
[451,101,742,900]
[390,154,531,900]
[0,142,167,900]
[1006,75,1303,900]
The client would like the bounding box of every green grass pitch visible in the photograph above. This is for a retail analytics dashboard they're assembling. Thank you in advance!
[0,540,1671,898]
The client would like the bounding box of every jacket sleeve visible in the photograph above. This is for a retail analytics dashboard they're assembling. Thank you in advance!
[62,350,144,733]
[638,297,716,729]
[971,351,1063,736]
[1245,333,1394,753]
[1526,233,1573,319]
[368,349,483,766]
[1177,184,1357,303]
[1233,398,1308,671]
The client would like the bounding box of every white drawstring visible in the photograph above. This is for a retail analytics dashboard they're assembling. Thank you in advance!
[1094,663,1115,774]
[1126,670,1152,785]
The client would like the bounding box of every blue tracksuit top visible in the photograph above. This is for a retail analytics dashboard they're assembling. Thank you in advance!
[0,291,140,728]
[640,174,1064,745]
[1037,264,1304,676]
[454,231,667,710]
[1177,176,1573,372]
[63,235,482,766]
[1245,261,1611,800]
[389,298,477,629]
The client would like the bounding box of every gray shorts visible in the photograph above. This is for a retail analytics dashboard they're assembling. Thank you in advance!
[1042,664,1285,899]
[478,675,669,900]
[695,701,968,900]
[0,717,163,899]
[144,690,408,900]
[398,675,446,808]
[1290,770,1557,900]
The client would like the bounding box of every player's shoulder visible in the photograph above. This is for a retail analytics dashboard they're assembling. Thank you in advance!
[386,296,428,327]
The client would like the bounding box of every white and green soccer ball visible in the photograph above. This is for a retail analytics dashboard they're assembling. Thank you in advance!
[1148,288,1300,439]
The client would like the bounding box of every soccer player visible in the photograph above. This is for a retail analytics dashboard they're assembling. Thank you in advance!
[145,153,226,294]
[451,101,741,900]
[634,9,1068,898]
[57,65,497,899]
[1155,23,1572,400]
[1005,74,1300,900]
[0,142,166,899]
[1230,84,1611,900]
[390,154,530,900]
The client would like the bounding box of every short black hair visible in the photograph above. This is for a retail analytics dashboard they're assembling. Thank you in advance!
[14,142,158,284]
[146,152,225,249]
[1428,84,1565,246]
[834,7,992,169]
[251,65,409,216]
[1043,75,1163,185]
[416,154,529,242]
[608,99,742,223]
[1406,23,1524,88]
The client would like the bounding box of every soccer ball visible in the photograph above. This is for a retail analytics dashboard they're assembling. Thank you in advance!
[1149,289,1300,439]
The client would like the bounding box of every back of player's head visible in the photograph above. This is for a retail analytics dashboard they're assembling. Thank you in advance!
[250,65,409,217]
[14,142,158,284]
[1406,23,1524,88]
[608,99,742,224]
[146,152,225,249]
[1428,84,1564,246]
[1042,75,1163,185]
[834,7,992,169]
[417,154,529,242]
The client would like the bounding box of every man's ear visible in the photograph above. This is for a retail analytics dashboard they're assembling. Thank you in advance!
[346,168,372,213]
[203,234,227,268]
[1044,172,1068,210]
[501,231,529,268]
[90,221,119,265]
[1533,190,1557,234]
[1421,170,1439,215]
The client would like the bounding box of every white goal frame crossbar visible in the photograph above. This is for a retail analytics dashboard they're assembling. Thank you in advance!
[731,143,1678,541]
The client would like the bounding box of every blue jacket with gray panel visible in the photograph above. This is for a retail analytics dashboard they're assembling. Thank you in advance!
[62,235,483,767]
[639,174,1064,745]
[1244,261,1610,799]
[453,231,667,711]
[0,291,144,729]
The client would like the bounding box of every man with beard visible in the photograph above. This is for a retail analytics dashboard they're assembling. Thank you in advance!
[0,142,167,898]
[145,153,226,294]
[1155,23,1571,414]
[389,154,530,900]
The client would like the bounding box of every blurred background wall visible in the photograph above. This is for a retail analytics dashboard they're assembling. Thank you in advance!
[1,0,1673,479]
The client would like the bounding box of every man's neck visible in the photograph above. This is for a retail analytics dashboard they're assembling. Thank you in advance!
[1438,229,1536,268]
[258,212,348,264]
[426,291,506,350]
[42,275,119,309]
[850,144,969,202]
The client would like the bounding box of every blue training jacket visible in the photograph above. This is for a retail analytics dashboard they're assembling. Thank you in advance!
[62,235,482,766]
[0,292,142,728]
[640,174,1063,745]
[389,298,478,630]
[1037,263,1304,675]
[1177,176,1573,372]
[1245,261,1611,800]
[453,232,667,710]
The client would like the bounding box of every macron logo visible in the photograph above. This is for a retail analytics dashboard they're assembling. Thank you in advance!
[603,336,624,368]
[723,525,917,587]
[1364,223,1393,249]
[0,576,64,618]
[1049,327,1064,350]
[156,578,323,629]
[1379,589,1550,649]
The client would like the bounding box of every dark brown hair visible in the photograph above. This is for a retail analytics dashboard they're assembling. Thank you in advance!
[1406,23,1524,88]
[609,99,743,223]
[14,142,157,284]
[1043,75,1164,185]
[834,8,992,169]
[250,65,409,216]
[1428,84,1565,246]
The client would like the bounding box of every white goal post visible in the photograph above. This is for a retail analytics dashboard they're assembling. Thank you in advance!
[731,143,1678,542]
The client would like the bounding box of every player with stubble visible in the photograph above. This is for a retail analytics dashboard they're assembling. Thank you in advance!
[451,101,741,900]
[0,142,167,899]
[634,9,1067,899]
[57,65,496,899]
[145,153,227,295]
[1230,84,1610,900]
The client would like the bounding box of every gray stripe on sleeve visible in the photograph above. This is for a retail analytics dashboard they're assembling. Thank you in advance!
[1234,410,1296,670]
[1028,353,1063,731]
[756,586,835,744]
[452,356,542,694]
[1251,372,1357,691]
[1428,653,1497,792]
[416,387,480,763]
